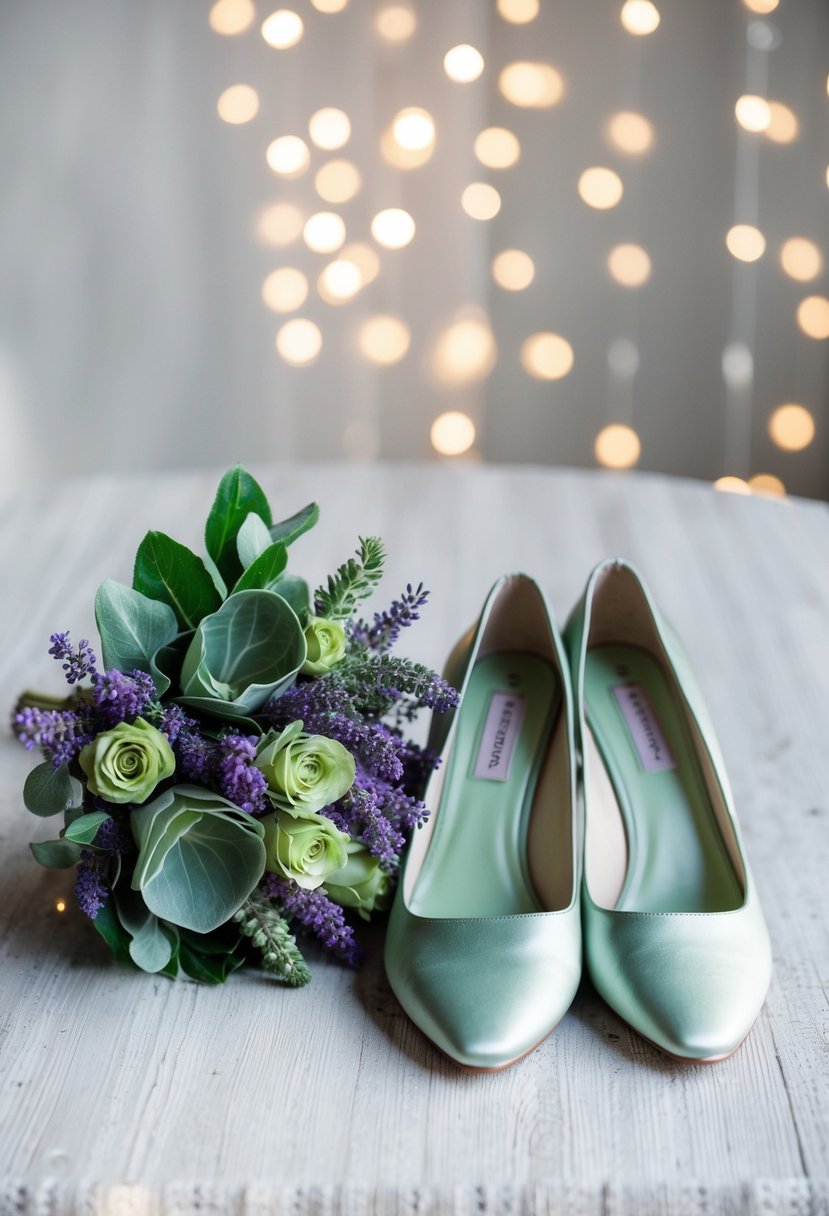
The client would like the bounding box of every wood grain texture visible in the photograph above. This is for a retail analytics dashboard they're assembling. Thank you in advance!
[0,465,827,1212]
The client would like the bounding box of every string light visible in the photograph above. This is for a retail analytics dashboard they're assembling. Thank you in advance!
[607,111,654,155]
[261,10,304,48]
[431,412,476,456]
[340,242,380,286]
[714,476,752,494]
[492,250,535,291]
[315,160,362,204]
[461,183,501,221]
[303,212,347,253]
[748,473,785,496]
[521,333,574,380]
[371,208,415,249]
[444,45,484,83]
[375,6,416,41]
[392,107,435,151]
[308,108,351,150]
[217,85,260,125]
[607,244,652,287]
[266,136,310,177]
[498,63,564,108]
[768,404,815,450]
[431,318,497,385]
[578,167,623,209]
[620,1,661,35]
[358,315,411,364]
[765,101,799,144]
[796,297,829,340]
[474,128,521,169]
[742,0,778,11]
[735,95,771,132]
[497,0,540,23]
[256,203,305,247]
[780,238,823,282]
[55,900,66,913]
[595,424,641,468]
[380,126,434,169]
[310,0,348,11]
[209,0,255,35]
[318,259,363,304]
[726,224,766,262]
[276,319,322,365]
[262,267,309,312]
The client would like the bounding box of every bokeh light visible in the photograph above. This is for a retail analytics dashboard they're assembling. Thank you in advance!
[380,125,434,169]
[431,317,497,385]
[56,899,66,913]
[474,127,521,169]
[595,424,641,468]
[371,208,416,249]
[492,250,535,291]
[742,0,778,11]
[315,159,362,203]
[768,403,815,450]
[358,315,411,364]
[276,319,322,365]
[311,0,348,11]
[607,244,652,287]
[375,6,416,41]
[266,136,310,177]
[607,111,654,155]
[217,85,260,124]
[444,45,485,83]
[431,412,476,456]
[340,242,381,286]
[748,473,785,496]
[261,9,304,48]
[262,267,309,313]
[735,95,771,132]
[497,0,539,23]
[620,1,661,35]
[209,0,256,35]
[726,224,766,262]
[780,238,823,282]
[308,108,351,150]
[521,333,574,380]
[797,296,829,339]
[765,101,799,143]
[303,212,346,253]
[318,259,363,304]
[714,476,752,495]
[498,63,564,108]
[578,167,624,209]
[392,107,435,151]
[461,183,501,221]
[256,203,305,247]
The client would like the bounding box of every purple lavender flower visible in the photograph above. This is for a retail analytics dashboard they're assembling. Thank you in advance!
[174,726,212,782]
[265,875,362,966]
[75,855,108,920]
[91,669,156,726]
[216,734,270,815]
[13,705,95,767]
[48,632,98,685]
[159,704,195,744]
[349,583,430,653]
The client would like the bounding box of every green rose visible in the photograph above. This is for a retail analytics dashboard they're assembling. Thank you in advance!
[323,841,393,921]
[79,717,175,804]
[255,721,355,815]
[301,617,346,676]
[263,810,350,890]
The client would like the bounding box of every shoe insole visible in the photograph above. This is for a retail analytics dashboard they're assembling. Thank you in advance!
[410,653,559,918]
[583,645,743,913]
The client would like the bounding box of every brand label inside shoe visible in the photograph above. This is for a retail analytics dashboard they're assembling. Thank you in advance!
[473,691,527,782]
[613,683,677,773]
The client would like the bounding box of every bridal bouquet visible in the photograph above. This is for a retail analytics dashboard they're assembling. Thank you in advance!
[13,467,456,985]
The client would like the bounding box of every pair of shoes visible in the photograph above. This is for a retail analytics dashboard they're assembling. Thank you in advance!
[384,562,772,1070]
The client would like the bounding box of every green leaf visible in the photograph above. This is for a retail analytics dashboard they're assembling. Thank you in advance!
[133,531,222,631]
[179,941,244,984]
[269,502,319,548]
[114,889,174,973]
[63,811,111,845]
[270,575,311,625]
[205,466,273,588]
[91,901,134,966]
[202,551,228,600]
[180,589,306,715]
[237,512,274,569]
[30,838,82,868]
[231,543,288,594]
[95,580,179,690]
[24,762,83,818]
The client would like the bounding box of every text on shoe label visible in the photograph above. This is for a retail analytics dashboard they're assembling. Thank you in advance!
[613,683,677,773]
[473,691,527,782]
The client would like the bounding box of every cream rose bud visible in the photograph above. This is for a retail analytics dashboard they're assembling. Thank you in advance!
[301,617,347,677]
[323,841,393,921]
[79,717,175,804]
[263,810,350,890]
[255,721,355,815]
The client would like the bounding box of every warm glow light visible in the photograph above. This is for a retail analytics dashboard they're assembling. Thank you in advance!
[318,259,363,304]
[498,62,564,108]
[607,244,651,287]
[721,343,754,389]
[492,250,535,291]
[371,208,415,249]
[726,224,766,262]
[578,167,623,209]
[714,476,751,495]
[431,318,497,385]
[431,411,476,456]
[497,0,540,23]
[620,0,661,35]
[742,0,778,11]
[311,0,348,11]
[461,183,501,221]
[55,900,66,913]
[375,6,416,41]
[209,0,255,35]
[444,44,484,83]
[392,107,435,151]
[607,111,654,155]
[797,296,829,340]
[474,127,521,169]
[765,101,799,144]
[266,136,310,177]
[303,212,346,253]
[276,319,322,365]
[768,403,815,451]
[217,84,260,124]
[521,333,574,380]
[595,424,641,469]
[315,159,362,203]
[261,9,304,48]
[262,267,309,313]
[735,94,771,132]
[380,126,434,169]
[358,315,411,365]
[748,473,785,497]
[780,238,823,282]
[309,108,351,151]
[256,203,305,247]
[341,242,380,285]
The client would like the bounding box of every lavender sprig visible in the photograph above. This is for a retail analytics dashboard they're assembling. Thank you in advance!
[13,705,94,767]
[216,734,270,815]
[91,669,156,726]
[48,632,98,685]
[265,875,362,966]
[349,583,430,654]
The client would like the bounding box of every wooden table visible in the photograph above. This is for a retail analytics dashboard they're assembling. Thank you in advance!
[1,465,827,1216]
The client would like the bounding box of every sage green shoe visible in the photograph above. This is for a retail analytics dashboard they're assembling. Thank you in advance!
[384,574,581,1070]
[565,559,772,1062]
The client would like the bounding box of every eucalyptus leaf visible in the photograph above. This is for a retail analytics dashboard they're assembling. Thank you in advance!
[133,531,222,631]
[23,762,83,818]
[150,631,193,699]
[205,466,273,588]
[30,838,82,869]
[269,502,319,548]
[231,543,288,594]
[179,590,306,715]
[202,551,228,600]
[270,575,311,625]
[95,580,178,689]
[63,811,111,845]
[174,699,263,732]
[114,889,174,973]
[237,512,275,569]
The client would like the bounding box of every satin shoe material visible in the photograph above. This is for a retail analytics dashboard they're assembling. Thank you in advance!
[565,558,772,1062]
[384,574,581,1070]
